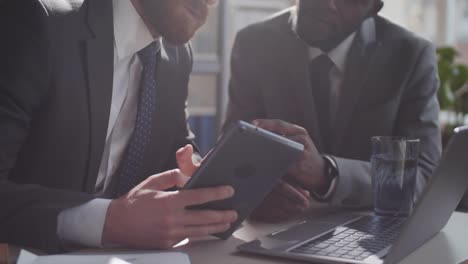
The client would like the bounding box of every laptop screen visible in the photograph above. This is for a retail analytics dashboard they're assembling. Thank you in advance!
[385,127,468,264]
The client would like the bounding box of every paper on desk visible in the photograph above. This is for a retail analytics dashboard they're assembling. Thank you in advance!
[17,250,191,264]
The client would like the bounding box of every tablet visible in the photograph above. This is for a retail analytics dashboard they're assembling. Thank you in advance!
[184,121,304,239]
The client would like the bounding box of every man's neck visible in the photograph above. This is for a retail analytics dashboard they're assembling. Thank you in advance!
[315,30,355,52]
[130,0,161,39]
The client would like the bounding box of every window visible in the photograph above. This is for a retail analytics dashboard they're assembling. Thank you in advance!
[382,0,468,63]
[455,0,468,62]
[191,6,220,60]
[188,5,221,155]
[381,0,440,42]
[405,0,439,41]
[456,0,468,42]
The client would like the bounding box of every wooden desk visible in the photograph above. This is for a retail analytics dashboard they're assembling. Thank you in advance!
[1,245,21,264]
[7,211,468,264]
[0,244,8,264]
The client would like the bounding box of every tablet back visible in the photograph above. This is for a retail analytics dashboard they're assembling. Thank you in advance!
[184,121,304,239]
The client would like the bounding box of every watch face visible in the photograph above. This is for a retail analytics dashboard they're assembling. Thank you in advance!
[323,155,338,180]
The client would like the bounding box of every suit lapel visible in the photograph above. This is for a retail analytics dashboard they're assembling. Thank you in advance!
[332,18,381,153]
[83,0,114,192]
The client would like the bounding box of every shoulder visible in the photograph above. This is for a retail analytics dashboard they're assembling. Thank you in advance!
[38,0,86,16]
[1,0,85,17]
[375,16,434,52]
[1,0,51,56]
[1,0,48,24]
[236,7,296,46]
[1,0,89,40]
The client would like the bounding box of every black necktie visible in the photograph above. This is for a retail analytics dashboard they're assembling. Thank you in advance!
[309,54,334,153]
[108,41,160,198]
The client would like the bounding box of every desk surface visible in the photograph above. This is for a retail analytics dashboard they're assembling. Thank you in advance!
[180,211,468,264]
[7,211,468,264]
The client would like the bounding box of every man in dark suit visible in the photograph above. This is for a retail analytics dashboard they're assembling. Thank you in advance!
[0,0,237,253]
[225,0,442,221]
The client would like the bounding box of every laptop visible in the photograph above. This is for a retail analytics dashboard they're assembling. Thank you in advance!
[238,126,468,264]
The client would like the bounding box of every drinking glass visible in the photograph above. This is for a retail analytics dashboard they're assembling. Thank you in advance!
[371,136,420,217]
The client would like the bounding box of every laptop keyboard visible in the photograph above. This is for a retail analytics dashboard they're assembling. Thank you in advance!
[290,216,406,261]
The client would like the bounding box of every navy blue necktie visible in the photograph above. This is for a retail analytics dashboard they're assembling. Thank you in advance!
[109,41,160,198]
[309,55,334,153]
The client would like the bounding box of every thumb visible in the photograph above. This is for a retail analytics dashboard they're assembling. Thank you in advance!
[176,144,200,177]
[143,169,189,191]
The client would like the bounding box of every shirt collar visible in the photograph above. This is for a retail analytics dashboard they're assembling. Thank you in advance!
[112,0,158,61]
[309,32,356,74]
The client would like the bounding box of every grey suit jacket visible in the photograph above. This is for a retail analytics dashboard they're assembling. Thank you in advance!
[0,0,196,252]
[225,8,442,208]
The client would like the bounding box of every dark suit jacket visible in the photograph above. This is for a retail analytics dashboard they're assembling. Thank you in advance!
[225,8,442,208]
[0,0,196,252]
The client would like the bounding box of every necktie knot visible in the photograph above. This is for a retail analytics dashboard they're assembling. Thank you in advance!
[138,41,160,65]
[309,54,334,75]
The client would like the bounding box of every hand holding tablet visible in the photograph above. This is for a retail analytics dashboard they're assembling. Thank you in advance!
[184,121,304,239]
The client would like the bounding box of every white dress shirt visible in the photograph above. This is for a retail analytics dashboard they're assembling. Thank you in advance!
[308,33,356,200]
[308,32,356,126]
[57,0,158,247]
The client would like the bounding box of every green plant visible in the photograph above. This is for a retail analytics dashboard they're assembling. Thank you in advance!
[437,47,468,126]
[437,47,468,203]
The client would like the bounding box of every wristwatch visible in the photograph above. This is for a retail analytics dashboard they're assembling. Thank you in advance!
[311,155,338,202]
[322,155,338,183]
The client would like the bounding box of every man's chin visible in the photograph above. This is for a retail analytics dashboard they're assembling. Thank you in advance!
[296,32,330,49]
[163,32,194,46]
[158,19,202,45]
[296,29,350,52]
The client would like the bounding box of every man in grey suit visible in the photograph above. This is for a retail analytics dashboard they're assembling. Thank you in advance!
[225,0,442,221]
[0,0,237,252]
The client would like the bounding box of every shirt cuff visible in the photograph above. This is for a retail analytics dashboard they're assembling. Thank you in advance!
[311,155,339,202]
[57,198,112,247]
[312,177,338,201]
